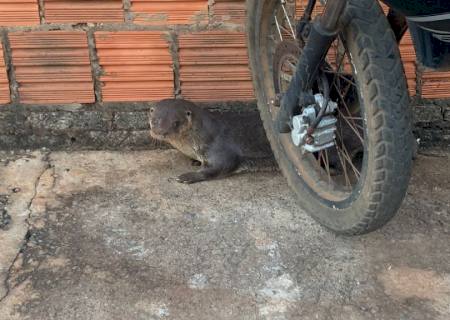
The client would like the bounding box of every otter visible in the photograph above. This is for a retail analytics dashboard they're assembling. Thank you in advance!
[149,99,245,184]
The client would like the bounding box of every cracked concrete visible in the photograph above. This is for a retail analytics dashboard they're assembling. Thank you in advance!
[0,151,49,301]
[0,149,449,320]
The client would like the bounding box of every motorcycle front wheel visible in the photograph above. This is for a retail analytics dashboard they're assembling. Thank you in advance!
[246,0,413,235]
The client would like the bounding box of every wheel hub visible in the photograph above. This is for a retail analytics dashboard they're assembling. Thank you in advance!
[273,40,339,153]
[273,40,301,95]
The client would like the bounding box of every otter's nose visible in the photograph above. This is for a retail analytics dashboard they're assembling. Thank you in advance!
[150,120,167,136]
[150,119,162,130]
[151,128,165,136]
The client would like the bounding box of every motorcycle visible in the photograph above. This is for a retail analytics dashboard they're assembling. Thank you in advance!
[246,0,450,234]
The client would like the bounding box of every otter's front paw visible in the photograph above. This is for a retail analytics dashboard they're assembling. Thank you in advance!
[176,172,205,184]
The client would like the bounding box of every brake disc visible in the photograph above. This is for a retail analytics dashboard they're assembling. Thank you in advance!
[273,40,301,95]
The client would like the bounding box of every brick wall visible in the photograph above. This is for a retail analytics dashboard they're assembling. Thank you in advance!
[0,0,447,106]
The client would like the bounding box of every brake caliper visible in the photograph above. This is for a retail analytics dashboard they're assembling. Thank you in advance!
[291,94,338,153]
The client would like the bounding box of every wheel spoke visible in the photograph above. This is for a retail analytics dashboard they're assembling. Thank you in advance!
[327,40,348,95]
[336,130,361,179]
[286,60,297,71]
[333,82,364,145]
[279,25,293,37]
[316,149,332,186]
[338,144,360,179]
[324,148,331,184]
[318,150,323,166]
[336,106,364,144]
[274,16,283,41]
[324,69,357,87]
[335,143,351,188]
[341,80,354,99]
[344,116,362,120]
[339,74,356,87]
[280,2,296,39]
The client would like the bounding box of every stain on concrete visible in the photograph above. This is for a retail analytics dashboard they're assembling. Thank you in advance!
[379,267,450,315]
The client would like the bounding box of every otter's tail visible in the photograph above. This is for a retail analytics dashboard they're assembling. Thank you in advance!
[235,156,279,173]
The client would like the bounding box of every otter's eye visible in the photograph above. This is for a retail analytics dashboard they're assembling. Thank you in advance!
[186,110,192,117]
[150,108,155,113]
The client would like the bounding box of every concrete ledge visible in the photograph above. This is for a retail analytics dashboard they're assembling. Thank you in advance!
[0,102,273,157]
[0,102,449,153]
[413,103,450,148]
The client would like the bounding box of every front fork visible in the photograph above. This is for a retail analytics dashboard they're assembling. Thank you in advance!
[275,0,348,133]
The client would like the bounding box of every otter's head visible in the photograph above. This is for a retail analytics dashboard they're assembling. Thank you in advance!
[149,101,193,141]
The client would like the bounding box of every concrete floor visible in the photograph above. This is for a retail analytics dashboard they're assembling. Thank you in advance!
[0,149,449,320]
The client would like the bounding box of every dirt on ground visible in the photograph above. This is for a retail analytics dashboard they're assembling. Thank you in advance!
[0,149,449,320]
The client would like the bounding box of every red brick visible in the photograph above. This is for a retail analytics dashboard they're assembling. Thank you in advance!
[95,31,174,102]
[131,0,208,25]
[9,31,94,104]
[399,31,417,96]
[0,42,10,104]
[0,0,40,26]
[212,0,246,26]
[179,31,254,102]
[296,0,324,18]
[44,0,124,23]
[422,70,450,99]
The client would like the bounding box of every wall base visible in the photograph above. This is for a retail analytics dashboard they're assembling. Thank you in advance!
[0,102,449,155]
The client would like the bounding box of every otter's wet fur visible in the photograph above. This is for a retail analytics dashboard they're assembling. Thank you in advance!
[149,99,247,184]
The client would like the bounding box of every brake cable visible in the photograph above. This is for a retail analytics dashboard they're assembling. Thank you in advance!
[307,70,330,138]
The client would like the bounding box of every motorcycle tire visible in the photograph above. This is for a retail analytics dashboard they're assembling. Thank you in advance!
[246,0,413,235]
